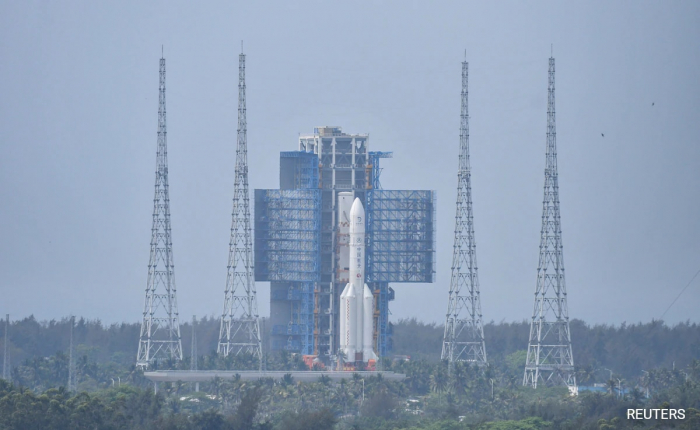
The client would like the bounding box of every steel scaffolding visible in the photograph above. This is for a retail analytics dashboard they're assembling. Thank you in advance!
[269,281,315,354]
[258,129,436,362]
[255,189,321,355]
[280,151,319,190]
[299,128,369,358]
[368,151,393,190]
[365,190,436,283]
[373,283,394,357]
[255,189,322,281]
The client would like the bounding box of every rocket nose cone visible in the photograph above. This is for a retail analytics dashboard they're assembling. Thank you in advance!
[350,197,365,218]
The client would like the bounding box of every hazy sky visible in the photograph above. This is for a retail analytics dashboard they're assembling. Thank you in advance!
[1,1,699,327]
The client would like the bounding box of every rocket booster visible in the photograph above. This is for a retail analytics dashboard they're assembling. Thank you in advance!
[339,197,377,363]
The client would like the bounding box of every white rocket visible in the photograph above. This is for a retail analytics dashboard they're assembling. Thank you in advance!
[339,196,377,363]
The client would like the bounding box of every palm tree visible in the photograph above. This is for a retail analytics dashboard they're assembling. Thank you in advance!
[689,359,700,381]
[318,374,331,386]
[174,380,184,396]
[430,366,449,405]
[576,365,595,386]
[277,350,291,371]
[275,380,294,403]
[334,379,352,414]
[221,380,241,411]
[629,387,645,404]
[449,362,468,396]
[336,349,347,369]
[281,373,294,387]
[212,376,224,399]
[605,379,616,396]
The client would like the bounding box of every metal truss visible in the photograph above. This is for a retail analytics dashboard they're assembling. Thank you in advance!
[137,56,183,367]
[218,51,263,363]
[523,57,577,391]
[365,154,396,359]
[269,281,315,354]
[255,189,321,355]
[280,151,319,190]
[254,189,322,282]
[442,60,488,368]
[365,190,436,283]
[372,282,394,357]
[368,151,393,190]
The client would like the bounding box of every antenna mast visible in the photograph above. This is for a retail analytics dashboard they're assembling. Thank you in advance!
[441,58,488,368]
[137,54,184,367]
[68,316,76,391]
[523,56,577,391]
[2,314,9,381]
[218,50,263,366]
[191,315,198,370]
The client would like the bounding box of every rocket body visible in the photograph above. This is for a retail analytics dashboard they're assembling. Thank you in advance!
[339,197,377,363]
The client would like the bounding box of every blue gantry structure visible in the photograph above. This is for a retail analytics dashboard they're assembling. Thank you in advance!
[254,152,321,354]
[254,127,435,364]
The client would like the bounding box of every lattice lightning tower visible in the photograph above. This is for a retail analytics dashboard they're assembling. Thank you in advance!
[137,55,184,367]
[523,57,576,391]
[218,50,263,365]
[441,59,488,368]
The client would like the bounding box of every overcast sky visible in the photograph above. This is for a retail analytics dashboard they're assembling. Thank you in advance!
[1,1,699,327]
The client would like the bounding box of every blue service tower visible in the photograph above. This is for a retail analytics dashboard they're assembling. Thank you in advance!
[254,126,435,366]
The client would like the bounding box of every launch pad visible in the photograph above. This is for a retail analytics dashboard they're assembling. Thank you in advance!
[144,370,406,383]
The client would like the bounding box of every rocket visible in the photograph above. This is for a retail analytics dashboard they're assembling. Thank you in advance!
[339,197,377,363]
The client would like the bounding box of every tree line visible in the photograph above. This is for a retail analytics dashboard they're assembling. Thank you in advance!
[391,318,700,381]
[1,315,699,429]
[1,360,699,429]
[3,316,698,381]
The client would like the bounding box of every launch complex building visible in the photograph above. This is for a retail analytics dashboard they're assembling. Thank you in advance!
[255,126,436,363]
[140,52,575,390]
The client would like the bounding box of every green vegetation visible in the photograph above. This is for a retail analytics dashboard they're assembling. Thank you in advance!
[0,316,699,429]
